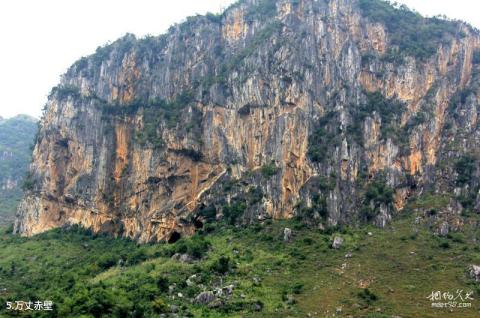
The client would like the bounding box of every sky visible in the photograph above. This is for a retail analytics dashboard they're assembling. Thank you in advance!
[0,0,479,119]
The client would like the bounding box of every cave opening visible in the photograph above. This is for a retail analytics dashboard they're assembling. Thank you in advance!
[168,231,181,243]
[193,217,204,229]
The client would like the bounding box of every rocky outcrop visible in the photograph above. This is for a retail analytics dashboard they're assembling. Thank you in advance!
[14,0,480,242]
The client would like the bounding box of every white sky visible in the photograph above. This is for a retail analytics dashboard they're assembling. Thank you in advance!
[0,0,478,119]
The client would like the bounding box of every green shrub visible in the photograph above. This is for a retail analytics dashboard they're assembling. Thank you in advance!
[206,12,222,24]
[410,193,450,210]
[246,0,277,20]
[246,187,264,204]
[211,256,231,274]
[357,288,378,305]
[152,297,169,314]
[292,283,304,294]
[261,162,278,178]
[297,193,328,223]
[455,155,475,186]
[308,111,339,162]
[361,179,394,221]
[473,50,480,64]
[156,277,169,293]
[96,254,119,269]
[223,201,247,225]
[359,0,458,61]
[21,172,35,191]
[50,84,81,101]
[365,180,394,205]
[197,205,217,222]
[439,241,451,249]
[168,235,210,259]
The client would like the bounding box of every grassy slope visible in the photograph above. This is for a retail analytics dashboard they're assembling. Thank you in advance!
[0,205,479,317]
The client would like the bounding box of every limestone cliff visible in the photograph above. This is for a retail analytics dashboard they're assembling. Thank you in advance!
[14,0,480,242]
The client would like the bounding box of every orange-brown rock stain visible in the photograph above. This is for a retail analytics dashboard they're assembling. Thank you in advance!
[114,124,129,183]
[223,8,247,42]
[405,149,422,175]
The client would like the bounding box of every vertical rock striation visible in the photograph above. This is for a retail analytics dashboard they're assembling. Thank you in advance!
[15,0,480,242]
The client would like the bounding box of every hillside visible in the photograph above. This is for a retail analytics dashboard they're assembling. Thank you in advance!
[0,115,37,226]
[1,205,480,317]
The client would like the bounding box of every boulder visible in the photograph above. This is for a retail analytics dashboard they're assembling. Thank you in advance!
[224,284,234,295]
[171,253,193,263]
[208,299,224,308]
[332,236,344,249]
[284,228,292,242]
[439,222,449,236]
[195,291,216,305]
[469,265,480,282]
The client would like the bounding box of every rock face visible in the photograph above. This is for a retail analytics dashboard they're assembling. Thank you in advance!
[195,291,216,305]
[469,265,480,282]
[14,0,480,242]
[332,236,344,249]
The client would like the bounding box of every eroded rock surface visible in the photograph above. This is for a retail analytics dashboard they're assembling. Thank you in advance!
[14,0,480,242]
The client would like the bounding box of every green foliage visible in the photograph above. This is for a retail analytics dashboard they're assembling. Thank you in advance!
[455,155,476,186]
[205,12,222,24]
[317,176,336,192]
[0,205,480,317]
[362,91,405,129]
[260,162,278,178]
[92,44,114,68]
[297,193,328,223]
[246,186,264,205]
[70,33,168,78]
[167,235,211,259]
[20,171,35,192]
[308,111,339,162]
[348,91,406,146]
[357,288,379,305]
[99,90,197,149]
[223,201,247,225]
[197,205,217,222]
[152,297,169,313]
[439,241,451,249]
[205,20,282,90]
[50,84,81,101]
[0,115,37,224]
[449,88,475,116]
[359,0,459,61]
[361,179,394,221]
[291,283,304,294]
[409,193,451,211]
[211,256,232,274]
[365,180,394,205]
[473,50,480,65]
[245,0,277,20]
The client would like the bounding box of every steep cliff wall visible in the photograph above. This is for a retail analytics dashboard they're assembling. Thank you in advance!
[15,0,480,242]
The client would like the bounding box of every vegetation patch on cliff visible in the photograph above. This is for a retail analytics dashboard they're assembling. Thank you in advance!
[359,0,460,62]
[360,178,394,221]
[308,111,340,163]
